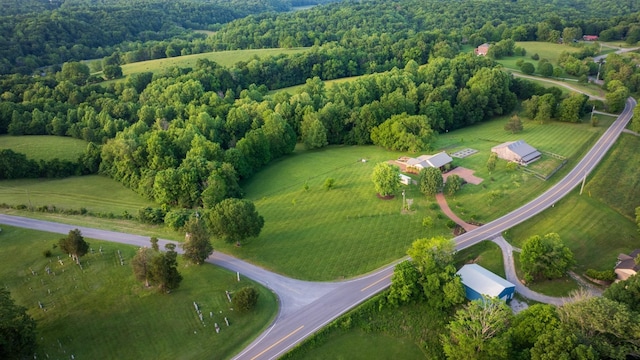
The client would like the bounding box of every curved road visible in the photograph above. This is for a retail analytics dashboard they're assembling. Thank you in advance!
[0,96,635,359]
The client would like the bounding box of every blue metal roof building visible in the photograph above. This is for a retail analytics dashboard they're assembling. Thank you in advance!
[457,264,516,302]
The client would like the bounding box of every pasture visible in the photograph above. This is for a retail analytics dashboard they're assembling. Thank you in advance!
[0,175,155,216]
[119,48,309,76]
[0,225,277,359]
[0,135,87,161]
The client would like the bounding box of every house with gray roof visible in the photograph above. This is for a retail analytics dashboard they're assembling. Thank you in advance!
[405,151,453,172]
[615,249,640,281]
[457,264,516,302]
[491,140,541,166]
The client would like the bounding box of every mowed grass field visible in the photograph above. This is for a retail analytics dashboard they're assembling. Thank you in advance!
[507,133,640,274]
[432,112,614,224]
[0,175,156,216]
[0,135,88,161]
[217,146,453,280]
[0,225,277,359]
[119,48,309,76]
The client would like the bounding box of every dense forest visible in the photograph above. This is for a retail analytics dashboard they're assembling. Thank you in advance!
[1,0,640,228]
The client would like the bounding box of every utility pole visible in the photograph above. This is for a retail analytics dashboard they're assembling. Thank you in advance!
[401,190,406,211]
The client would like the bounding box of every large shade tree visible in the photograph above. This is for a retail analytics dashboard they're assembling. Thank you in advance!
[181,217,213,264]
[0,288,37,359]
[207,198,264,246]
[149,244,182,293]
[520,233,575,282]
[371,162,400,197]
[58,229,90,265]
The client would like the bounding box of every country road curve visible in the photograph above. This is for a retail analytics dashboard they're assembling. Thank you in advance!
[0,96,636,359]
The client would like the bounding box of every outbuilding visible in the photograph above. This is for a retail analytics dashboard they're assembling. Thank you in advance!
[457,264,516,302]
[491,140,541,166]
[399,174,412,185]
[405,151,453,172]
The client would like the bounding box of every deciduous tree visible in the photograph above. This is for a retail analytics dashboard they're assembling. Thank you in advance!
[441,296,513,360]
[149,243,182,293]
[181,217,213,265]
[371,162,400,197]
[520,233,575,282]
[132,247,156,287]
[0,288,36,359]
[504,114,523,133]
[207,198,264,246]
[444,174,462,196]
[58,229,89,265]
[487,152,498,173]
[232,286,259,312]
[419,167,443,197]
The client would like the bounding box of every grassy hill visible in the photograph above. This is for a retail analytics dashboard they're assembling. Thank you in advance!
[0,135,87,161]
[0,225,277,359]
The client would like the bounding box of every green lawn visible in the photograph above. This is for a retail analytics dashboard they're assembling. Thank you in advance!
[0,225,277,359]
[0,175,156,216]
[506,133,640,274]
[119,48,309,77]
[274,76,361,94]
[0,135,88,161]
[455,240,505,278]
[216,145,452,280]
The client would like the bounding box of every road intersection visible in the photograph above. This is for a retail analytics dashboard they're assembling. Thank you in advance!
[0,97,635,359]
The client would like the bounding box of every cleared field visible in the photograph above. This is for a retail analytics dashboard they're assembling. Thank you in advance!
[120,47,309,76]
[0,225,277,359]
[274,76,361,94]
[507,133,640,274]
[0,135,87,161]
[0,175,155,215]
[217,146,453,280]
[433,112,614,224]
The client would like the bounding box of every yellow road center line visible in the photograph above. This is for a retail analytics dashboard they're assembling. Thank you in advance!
[361,273,393,292]
[251,325,304,360]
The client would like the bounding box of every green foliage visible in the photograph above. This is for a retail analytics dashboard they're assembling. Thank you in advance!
[163,208,194,230]
[58,229,89,264]
[103,65,123,80]
[504,114,523,134]
[0,288,37,359]
[508,304,561,354]
[584,269,616,282]
[370,113,435,153]
[405,236,465,310]
[422,216,433,228]
[301,113,328,150]
[387,260,423,306]
[131,246,156,287]
[538,60,554,77]
[371,162,400,197]
[419,167,443,197]
[57,62,90,85]
[181,218,213,265]
[149,244,182,293]
[631,105,640,133]
[207,198,264,246]
[441,297,513,360]
[604,274,640,313]
[323,178,335,190]
[558,93,589,123]
[520,233,575,282]
[486,152,498,173]
[520,61,535,75]
[232,286,259,312]
[444,174,462,196]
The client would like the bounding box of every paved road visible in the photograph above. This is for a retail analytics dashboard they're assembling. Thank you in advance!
[0,97,635,359]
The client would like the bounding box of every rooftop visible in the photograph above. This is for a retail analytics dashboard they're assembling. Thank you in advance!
[457,264,515,297]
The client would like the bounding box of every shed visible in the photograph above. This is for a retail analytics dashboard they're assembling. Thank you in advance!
[457,264,515,302]
[491,140,541,166]
[399,174,412,185]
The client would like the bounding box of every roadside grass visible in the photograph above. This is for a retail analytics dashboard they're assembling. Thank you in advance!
[0,135,87,161]
[292,330,426,360]
[119,48,309,77]
[434,113,613,224]
[283,294,449,360]
[455,240,505,278]
[512,254,580,297]
[216,145,452,280]
[0,225,277,359]
[0,175,156,216]
[506,133,639,275]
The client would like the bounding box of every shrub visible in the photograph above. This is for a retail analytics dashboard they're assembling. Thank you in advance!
[232,286,259,312]
[445,220,457,229]
[531,53,540,60]
[422,216,433,228]
[429,202,439,210]
[43,249,52,257]
[585,269,616,282]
